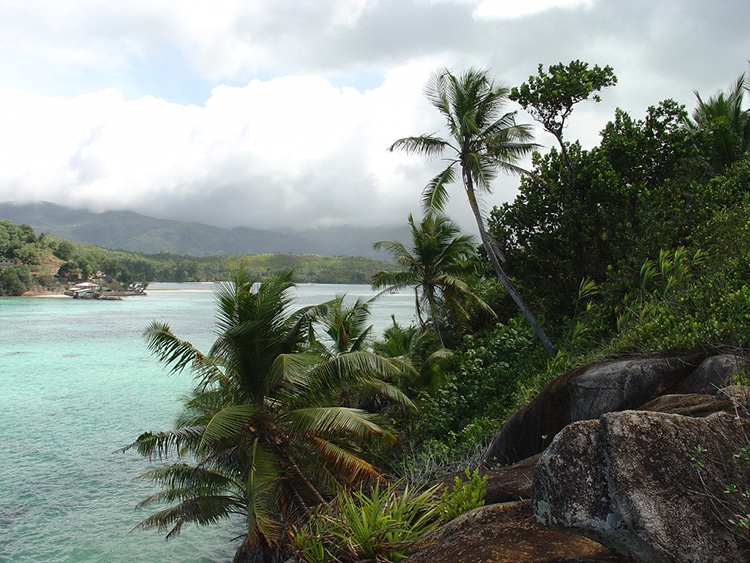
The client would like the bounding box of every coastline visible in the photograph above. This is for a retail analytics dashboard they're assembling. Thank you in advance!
[21,287,67,297]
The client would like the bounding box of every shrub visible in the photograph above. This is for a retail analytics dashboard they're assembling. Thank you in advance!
[438,468,488,521]
[291,482,442,563]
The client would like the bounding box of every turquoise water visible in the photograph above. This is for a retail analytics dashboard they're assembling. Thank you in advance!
[0,283,414,562]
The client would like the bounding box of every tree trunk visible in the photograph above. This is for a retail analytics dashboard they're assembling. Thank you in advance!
[425,288,444,347]
[464,180,557,357]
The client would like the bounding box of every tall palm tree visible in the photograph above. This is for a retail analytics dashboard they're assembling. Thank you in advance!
[124,268,412,561]
[688,73,750,172]
[372,212,492,346]
[389,67,556,356]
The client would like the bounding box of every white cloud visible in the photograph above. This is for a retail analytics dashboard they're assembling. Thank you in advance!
[424,0,597,20]
[0,59,447,230]
[0,0,748,235]
[471,0,597,19]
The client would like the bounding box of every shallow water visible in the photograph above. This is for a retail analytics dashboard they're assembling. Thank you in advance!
[0,283,414,562]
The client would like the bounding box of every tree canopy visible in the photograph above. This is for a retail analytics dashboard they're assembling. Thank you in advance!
[125,268,413,560]
[389,67,555,356]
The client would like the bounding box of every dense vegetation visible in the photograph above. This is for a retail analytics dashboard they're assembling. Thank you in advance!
[120,61,750,562]
[0,227,397,295]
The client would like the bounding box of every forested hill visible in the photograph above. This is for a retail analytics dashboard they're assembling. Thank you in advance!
[0,202,410,259]
[0,218,401,295]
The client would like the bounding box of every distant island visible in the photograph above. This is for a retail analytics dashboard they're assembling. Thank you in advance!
[0,217,398,296]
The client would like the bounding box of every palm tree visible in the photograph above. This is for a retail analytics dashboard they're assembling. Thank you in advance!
[372,212,492,346]
[312,295,373,356]
[688,73,750,172]
[124,268,412,561]
[389,67,556,356]
[373,317,452,393]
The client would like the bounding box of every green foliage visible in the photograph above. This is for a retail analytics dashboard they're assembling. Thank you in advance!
[392,416,502,486]
[373,212,489,345]
[511,60,617,144]
[124,269,413,558]
[379,315,548,484]
[447,318,548,424]
[390,66,556,357]
[372,319,449,393]
[291,482,442,563]
[688,73,750,173]
[0,265,31,295]
[0,220,58,294]
[0,218,398,291]
[438,468,487,521]
[64,246,393,284]
[52,239,75,261]
[691,443,707,469]
[490,99,701,325]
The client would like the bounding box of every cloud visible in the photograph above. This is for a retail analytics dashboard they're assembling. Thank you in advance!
[0,60,452,230]
[470,0,597,20]
[0,0,748,234]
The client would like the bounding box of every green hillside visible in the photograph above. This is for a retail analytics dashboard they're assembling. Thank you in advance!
[0,202,410,259]
[0,219,397,296]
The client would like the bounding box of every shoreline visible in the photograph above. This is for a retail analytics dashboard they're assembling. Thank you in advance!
[21,287,67,297]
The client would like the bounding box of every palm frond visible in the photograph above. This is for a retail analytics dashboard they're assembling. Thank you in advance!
[285,406,384,439]
[245,438,284,547]
[304,351,402,395]
[388,135,450,156]
[135,463,244,504]
[133,495,242,539]
[199,404,258,452]
[307,435,382,484]
[121,427,204,459]
[144,321,205,376]
[424,69,454,124]
[463,151,499,192]
[359,378,417,412]
[422,165,457,212]
[266,352,324,400]
[370,269,418,293]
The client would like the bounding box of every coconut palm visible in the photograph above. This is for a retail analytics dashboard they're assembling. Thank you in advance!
[373,317,452,393]
[688,73,750,172]
[372,212,492,346]
[312,295,374,357]
[124,268,412,561]
[389,67,556,356]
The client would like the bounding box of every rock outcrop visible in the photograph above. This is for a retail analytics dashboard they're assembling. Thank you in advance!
[404,355,748,562]
[404,500,630,563]
[533,410,750,562]
[638,392,735,417]
[483,354,742,466]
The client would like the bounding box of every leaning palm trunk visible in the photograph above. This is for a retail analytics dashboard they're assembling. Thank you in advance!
[464,177,556,357]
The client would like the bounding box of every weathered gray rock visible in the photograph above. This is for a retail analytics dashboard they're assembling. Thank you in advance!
[638,393,735,417]
[484,454,538,504]
[716,385,750,405]
[533,411,750,562]
[670,354,744,395]
[484,355,702,466]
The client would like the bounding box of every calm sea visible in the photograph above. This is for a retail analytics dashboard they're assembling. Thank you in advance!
[0,283,414,562]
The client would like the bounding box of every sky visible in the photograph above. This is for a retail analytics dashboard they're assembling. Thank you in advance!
[0,0,748,233]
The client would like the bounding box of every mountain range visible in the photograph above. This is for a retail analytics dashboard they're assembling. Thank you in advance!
[0,202,410,259]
